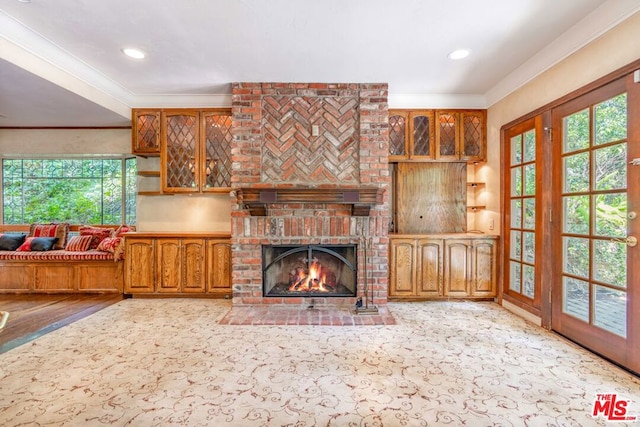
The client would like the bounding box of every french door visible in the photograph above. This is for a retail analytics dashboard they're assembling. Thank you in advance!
[551,75,639,373]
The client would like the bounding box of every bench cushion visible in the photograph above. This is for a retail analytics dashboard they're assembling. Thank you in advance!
[0,250,115,261]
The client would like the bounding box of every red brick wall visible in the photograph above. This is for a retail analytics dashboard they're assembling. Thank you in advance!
[231,83,389,306]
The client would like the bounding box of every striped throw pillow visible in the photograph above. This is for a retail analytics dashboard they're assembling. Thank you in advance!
[65,235,93,252]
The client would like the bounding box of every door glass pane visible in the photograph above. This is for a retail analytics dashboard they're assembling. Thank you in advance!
[510,261,521,292]
[510,231,522,260]
[563,195,589,234]
[511,167,522,196]
[563,152,590,193]
[594,285,626,338]
[511,135,522,165]
[524,164,536,195]
[594,93,627,145]
[523,232,535,263]
[594,143,627,191]
[511,199,522,228]
[563,237,589,278]
[594,193,627,237]
[438,113,456,156]
[594,239,627,288]
[523,198,535,229]
[523,130,536,162]
[563,109,590,153]
[523,265,535,299]
[563,277,589,322]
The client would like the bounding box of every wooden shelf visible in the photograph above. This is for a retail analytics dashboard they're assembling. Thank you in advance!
[467,205,486,211]
[137,191,171,196]
[467,182,485,188]
[138,170,160,177]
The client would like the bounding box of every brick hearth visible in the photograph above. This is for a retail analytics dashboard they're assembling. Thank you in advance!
[230,83,390,307]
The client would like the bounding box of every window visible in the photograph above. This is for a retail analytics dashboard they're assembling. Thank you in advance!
[2,157,137,225]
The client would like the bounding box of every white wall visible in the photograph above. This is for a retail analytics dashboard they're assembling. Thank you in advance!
[482,11,640,235]
[0,128,232,231]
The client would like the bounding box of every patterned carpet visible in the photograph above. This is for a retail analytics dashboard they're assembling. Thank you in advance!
[0,299,638,426]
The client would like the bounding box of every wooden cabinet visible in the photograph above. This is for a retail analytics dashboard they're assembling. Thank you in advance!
[161,109,232,194]
[390,109,486,163]
[132,110,161,155]
[390,235,497,299]
[124,233,231,296]
[435,110,486,162]
[389,110,435,161]
[132,108,232,193]
[124,238,155,293]
[205,240,232,294]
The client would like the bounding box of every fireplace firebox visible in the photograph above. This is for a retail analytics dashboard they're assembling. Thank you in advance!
[262,245,357,298]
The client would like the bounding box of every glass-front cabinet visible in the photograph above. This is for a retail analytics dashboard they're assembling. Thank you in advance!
[159,109,232,193]
[132,110,161,155]
[390,109,486,163]
[389,110,435,161]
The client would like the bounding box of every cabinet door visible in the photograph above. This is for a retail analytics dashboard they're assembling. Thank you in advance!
[125,238,155,293]
[416,239,442,297]
[388,110,410,161]
[201,111,233,192]
[161,110,200,193]
[470,238,497,297]
[409,111,435,160]
[183,239,206,293]
[435,111,459,161]
[132,110,161,155]
[460,110,486,162]
[206,239,232,293]
[156,239,181,292]
[444,239,471,297]
[389,239,416,297]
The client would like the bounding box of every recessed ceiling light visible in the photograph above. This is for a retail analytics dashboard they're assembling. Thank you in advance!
[17,0,31,3]
[121,48,146,59]
[448,49,470,60]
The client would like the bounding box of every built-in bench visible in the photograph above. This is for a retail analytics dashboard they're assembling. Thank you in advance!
[0,225,124,294]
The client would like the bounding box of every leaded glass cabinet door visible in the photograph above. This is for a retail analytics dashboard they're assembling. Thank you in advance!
[132,110,161,155]
[409,110,435,160]
[161,111,199,193]
[460,110,486,162]
[435,111,459,161]
[551,77,638,372]
[388,110,409,161]
[201,111,233,191]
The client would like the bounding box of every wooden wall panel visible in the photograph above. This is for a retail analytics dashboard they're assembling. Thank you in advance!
[396,163,467,233]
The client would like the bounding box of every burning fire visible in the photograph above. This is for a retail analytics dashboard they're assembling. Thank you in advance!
[288,260,331,292]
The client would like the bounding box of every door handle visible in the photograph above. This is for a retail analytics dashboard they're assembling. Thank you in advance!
[610,236,638,247]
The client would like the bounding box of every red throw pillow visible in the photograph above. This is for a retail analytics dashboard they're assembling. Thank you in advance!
[29,223,69,250]
[96,237,124,260]
[115,224,136,237]
[16,237,35,252]
[79,226,114,250]
[65,235,93,252]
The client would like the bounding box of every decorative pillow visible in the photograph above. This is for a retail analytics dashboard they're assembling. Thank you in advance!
[115,224,136,237]
[0,233,27,251]
[65,235,93,252]
[17,237,58,252]
[29,223,69,250]
[79,226,114,250]
[96,236,124,260]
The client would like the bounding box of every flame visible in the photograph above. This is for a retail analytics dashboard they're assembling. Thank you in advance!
[288,260,330,292]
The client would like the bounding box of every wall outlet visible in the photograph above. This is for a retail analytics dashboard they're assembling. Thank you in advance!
[489,218,495,230]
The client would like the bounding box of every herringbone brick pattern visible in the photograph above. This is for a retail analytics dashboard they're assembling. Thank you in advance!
[261,96,359,183]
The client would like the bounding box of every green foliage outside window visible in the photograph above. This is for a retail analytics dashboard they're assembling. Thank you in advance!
[2,158,136,225]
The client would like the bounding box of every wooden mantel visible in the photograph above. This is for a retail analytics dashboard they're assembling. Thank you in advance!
[235,187,384,216]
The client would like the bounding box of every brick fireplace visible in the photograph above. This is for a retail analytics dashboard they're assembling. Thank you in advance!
[230,83,390,307]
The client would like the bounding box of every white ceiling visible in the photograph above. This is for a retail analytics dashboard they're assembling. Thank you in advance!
[1,0,639,127]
